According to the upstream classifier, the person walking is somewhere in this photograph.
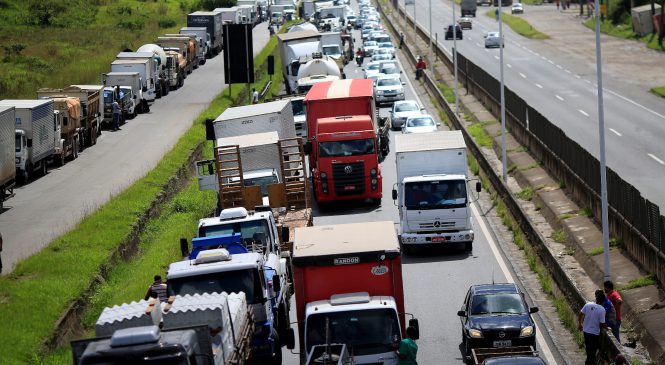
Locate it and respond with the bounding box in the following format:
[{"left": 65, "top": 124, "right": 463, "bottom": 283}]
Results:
[
  {"left": 252, "top": 88, "right": 259, "bottom": 104},
  {"left": 395, "top": 326, "right": 418, "bottom": 364},
  {"left": 111, "top": 100, "right": 121, "bottom": 131},
  {"left": 605, "top": 280, "right": 623, "bottom": 342},
  {"left": 415, "top": 56, "right": 426, "bottom": 80},
  {"left": 144, "top": 275, "right": 168, "bottom": 303},
  {"left": 578, "top": 289, "right": 609, "bottom": 365},
  {"left": 399, "top": 32, "right": 405, "bottom": 49}
]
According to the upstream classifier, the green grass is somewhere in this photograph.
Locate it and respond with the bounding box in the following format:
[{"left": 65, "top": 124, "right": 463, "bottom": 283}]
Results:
[
  {"left": 559, "top": 213, "right": 574, "bottom": 220},
  {"left": 468, "top": 123, "right": 493, "bottom": 148},
  {"left": 553, "top": 296, "right": 584, "bottom": 347},
  {"left": 468, "top": 153, "right": 480, "bottom": 176},
  {"left": 588, "top": 246, "right": 605, "bottom": 256},
  {"left": 437, "top": 82, "right": 457, "bottom": 104},
  {"left": 0, "top": 25, "right": 283, "bottom": 363},
  {"left": 584, "top": 18, "right": 665, "bottom": 52},
  {"left": 579, "top": 207, "right": 594, "bottom": 218},
  {"left": 517, "top": 186, "right": 534, "bottom": 201},
  {"left": 484, "top": 10, "right": 550, "bottom": 39},
  {"left": 620, "top": 275, "right": 658, "bottom": 290},
  {"left": 551, "top": 229, "right": 567, "bottom": 243},
  {"left": 651, "top": 86, "right": 665, "bottom": 98}
]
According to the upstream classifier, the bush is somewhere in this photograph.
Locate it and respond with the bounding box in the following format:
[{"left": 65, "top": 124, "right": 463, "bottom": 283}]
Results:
[
  {"left": 117, "top": 18, "right": 145, "bottom": 31},
  {"left": 158, "top": 18, "right": 177, "bottom": 28}
]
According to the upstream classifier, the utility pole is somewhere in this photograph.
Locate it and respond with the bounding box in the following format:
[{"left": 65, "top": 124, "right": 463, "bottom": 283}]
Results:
[
  {"left": 499, "top": 2, "right": 507, "bottom": 182},
  {"left": 452, "top": 0, "right": 459, "bottom": 115},
  {"left": 429, "top": 0, "right": 433, "bottom": 65}
]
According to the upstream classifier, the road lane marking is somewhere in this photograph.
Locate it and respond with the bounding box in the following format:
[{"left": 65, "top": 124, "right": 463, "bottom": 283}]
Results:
[
  {"left": 648, "top": 153, "right": 665, "bottom": 165},
  {"left": 603, "top": 88, "right": 665, "bottom": 120},
  {"left": 541, "top": 56, "right": 547, "bottom": 60},
  {"left": 548, "top": 60, "right": 554, "bottom": 64},
  {"left": 609, "top": 128, "right": 622, "bottom": 137},
  {"left": 579, "top": 110, "right": 589, "bottom": 117},
  {"left": 555, "top": 95, "right": 564, "bottom": 101},
  {"left": 535, "top": 83, "right": 543, "bottom": 89},
  {"left": 507, "top": 63, "right": 512, "bottom": 68},
  {"left": 476, "top": 42, "right": 482, "bottom": 47},
  {"left": 565, "top": 69, "right": 571, "bottom": 74},
  {"left": 519, "top": 73, "right": 527, "bottom": 79},
  {"left": 470, "top": 204, "right": 557, "bottom": 365},
  {"left": 556, "top": 64, "right": 563, "bottom": 69},
  {"left": 534, "top": 52, "right": 540, "bottom": 56},
  {"left": 495, "top": 55, "right": 499, "bottom": 60},
  {"left": 575, "top": 74, "right": 581, "bottom": 79},
  {"left": 585, "top": 79, "right": 591, "bottom": 84},
  {"left": 485, "top": 49, "right": 490, "bottom": 53}
]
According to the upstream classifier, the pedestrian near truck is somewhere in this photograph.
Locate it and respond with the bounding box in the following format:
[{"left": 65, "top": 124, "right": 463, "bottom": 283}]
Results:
[
  {"left": 605, "top": 280, "right": 623, "bottom": 342},
  {"left": 111, "top": 101, "right": 121, "bottom": 131},
  {"left": 144, "top": 275, "right": 168, "bottom": 303},
  {"left": 578, "top": 289, "right": 609, "bottom": 365},
  {"left": 395, "top": 326, "right": 418, "bottom": 365}
]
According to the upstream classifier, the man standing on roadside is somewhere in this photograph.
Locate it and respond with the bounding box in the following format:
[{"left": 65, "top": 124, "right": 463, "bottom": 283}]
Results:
[
  {"left": 399, "top": 32, "right": 405, "bottom": 49},
  {"left": 415, "top": 56, "right": 426, "bottom": 80},
  {"left": 605, "top": 280, "right": 623, "bottom": 342},
  {"left": 111, "top": 100, "right": 121, "bottom": 131},
  {"left": 252, "top": 88, "right": 259, "bottom": 104},
  {"left": 578, "top": 290, "right": 608, "bottom": 365}
]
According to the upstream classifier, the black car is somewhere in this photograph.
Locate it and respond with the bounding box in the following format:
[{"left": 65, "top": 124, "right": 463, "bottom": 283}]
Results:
[
  {"left": 457, "top": 283, "right": 539, "bottom": 358},
  {"left": 445, "top": 24, "right": 463, "bottom": 40}
]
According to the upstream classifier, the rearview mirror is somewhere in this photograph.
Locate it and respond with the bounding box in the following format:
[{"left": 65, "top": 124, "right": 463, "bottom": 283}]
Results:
[
  {"left": 303, "top": 141, "right": 312, "bottom": 155},
  {"left": 179, "top": 237, "right": 190, "bottom": 258},
  {"left": 285, "top": 328, "right": 296, "bottom": 349},
  {"left": 392, "top": 189, "right": 397, "bottom": 200},
  {"left": 205, "top": 118, "right": 215, "bottom": 141},
  {"left": 476, "top": 181, "right": 482, "bottom": 193},
  {"left": 408, "top": 318, "right": 420, "bottom": 340},
  {"left": 530, "top": 307, "right": 539, "bottom": 314},
  {"left": 281, "top": 226, "right": 290, "bottom": 243},
  {"left": 457, "top": 310, "right": 467, "bottom": 317}
]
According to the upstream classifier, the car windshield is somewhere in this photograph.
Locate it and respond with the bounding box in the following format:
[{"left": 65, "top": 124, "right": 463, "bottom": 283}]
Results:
[
  {"left": 244, "top": 174, "right": 279, "bottom": 196},
  {"left": 319, "top": 138, "right": 375, "bottom": 157},
  {"left": 406, "top": 117, "right": 434, "bottom": 127},
  {"left": 364, "top": 41, "right": 377, "bottom": 46},
  {"left": 377, "top": 78, "right": 400, "bottom": 86},
  {"left": 379, "top": 42, "right": 393, "bottom": 48},
  {"left": 168, "top": 269, "right": 264, "bottom": 304},
  {"left": 395, "top": 102, "right": 419, "bottom": 112},
  {"left": 471, "top": 293, "right": 527, "bottom": 315},
  {"left": 305, "top": 309, "right": 401, "bottom": 356},
  {"left": 488, "top": 32, "right": 499, "bottom": 37},
  {"left": 199, "top": 219, "right": 271, "bottom": 249},
  {"left": 404, "top": 180, "right": 467, "bottom": 209},
  {"left": 367, "top": 63, "right": 381, "bottom": 70}
]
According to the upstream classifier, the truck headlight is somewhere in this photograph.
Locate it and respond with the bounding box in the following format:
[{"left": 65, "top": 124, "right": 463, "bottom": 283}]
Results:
[
  {"left": 371, "top": 178, "right": 377, "bottom": 185},
  {"left": 320, "top": 172, "right": 327, "bottom": 179},
  {"left": 15, "top": 157, "right": 20, "bottom": 164},
  {"left": 376, "top": 90, "right": 384, "bottom": 95},
  {"left": 469, "top": 329, "right": 483, "bottom": 339},
  {"left": 520, "top": 326, "right": 534, "bottom": 337},
  {"left": 370, "top": 168, "right": 377, "bottom": 176}
]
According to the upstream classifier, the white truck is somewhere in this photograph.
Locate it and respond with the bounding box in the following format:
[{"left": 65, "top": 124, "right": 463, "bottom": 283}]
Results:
[
  {"left": 136, "top": 44, "right": 178, "bottom": 94},
  {"left": 102, "top": 72, "right": 146, "bottom": 114},
  {"left": 235, "top": 5, "right": 253, "bottom": 23},
  {"left": 111, "top": 57, "right": 157, "bottom": 103},
  {"left": 180, "top": 27, "right": 211, "bottom": 63},
  {"left": 236, "top": 2, "right": 258, "bottom": 24},
  {"left": 72, "top": 292, "right": 253, "bottom": 364},
  {"left": 216, "top": 7, "right": 242, "bottom": 24},
  {"left": 211, "top": 99, "right": 296, "bottom": 141},
  {"left": 295, "top": 56, "right": 341, "bottom": 93},
  {"left": 0, "top": 100, "right": 55, "bottom": 182},
  {"left": 392, "top": 131, "right": 480, "bottom": 253},
  {"left": 277, "top": 30, "right": 322, "bottom": 94},
  {"left": 0, "top": 106, "right": 16, "bottom": 209},
  {"left": 187, "top": 11, "right": 224, "bottom": 56},
  {"left": 319, "top": 31, "right": 346, "bottom": 75}
]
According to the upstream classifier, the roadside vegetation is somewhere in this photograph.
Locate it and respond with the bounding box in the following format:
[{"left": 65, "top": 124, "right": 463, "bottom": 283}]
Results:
[
  {"left": 583, "top": 5, "right": 665, "bottom": 51},
  {"left": 484, "top": 10, "right": 550, "bottom": 39},
  {"left": 0, "top": 19, "right": 283, "bottom": 362},
  {"left": 651, "top": 86, "right": 665, "bottom": 98}
]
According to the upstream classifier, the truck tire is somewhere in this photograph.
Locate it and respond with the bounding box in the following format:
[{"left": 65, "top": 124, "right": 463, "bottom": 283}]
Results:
[
  {"left": 277, "top": 302, "right": 290, "bottom": 340},
  {"left": 57, "top": 152, "right": 65, "bottom": 167},
  {"left": 40, "top": 160, "right": 47, "bottom": 177},
  {"left": 268, "top": 330, "right": 283, "bottom": 365},
  {"left": 73, "top": 139, "right": 79, "bottom": 159}
]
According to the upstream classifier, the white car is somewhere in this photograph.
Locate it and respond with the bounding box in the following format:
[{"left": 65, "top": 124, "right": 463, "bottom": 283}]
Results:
[
  {"left": 363, "top": 40, "right": 379, "bottom": 56},
  {"left": 363, "top": 61, "right": 384, "bottom": 79},
  {"left": 511, "top": 3, "right": 524, "bottom": 14},
  {"left": 484, "top": 31, "right": 504, "bottom": 48},
  {"left": 389, "top": 100, "right": 424, "bottom": 130},
  {"left": 379, "top": 62, "right": 401, "bottom": 77},
  {"left": 374, "top": 75, "right": 405, "bottom": 105},
  {"left": 402, "top": 115, "right": 440, "bottom": 134},
  {"left": 378, "top": 42, "right": 396, "bottom": 58},
  {"left": 371, "top": 53, "right": 393, "bottom": 62}
]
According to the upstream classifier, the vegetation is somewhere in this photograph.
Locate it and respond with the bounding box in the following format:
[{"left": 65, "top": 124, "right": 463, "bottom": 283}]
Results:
[
  {"left": 584, "top": 12, "right": 665, "bottom": 51},
  {"left": 468, "top": 123, "right": 493, "bottom": 148},
  {"left": 651, "top": 86, "right": 665, "bottom": 98},
  {"left": 551, "top": 228, "right": 568, "bottom": 243},
  {"left": 620, "top": 275, "right": 658, "bottom": 290},
  {"left": 484, "top": 10, "right": 550, "bottom": 39},
  {"left": 579, "top": 207, "right": 594, "bottom": 217},
  {"left": 437, "top": 82, "right": 457, "bottom": 104},
  {"left": 0, "top": 20, "right": 283, "bottom": 362},
  {"left": 0, "top": 0, "right": 198, "bottom": 99},
  {"left": 517, "top": 186, "right": 534, "bottom": 201},
  {"left": 588, "top": 246, "right": 605, "bottom": 256}
]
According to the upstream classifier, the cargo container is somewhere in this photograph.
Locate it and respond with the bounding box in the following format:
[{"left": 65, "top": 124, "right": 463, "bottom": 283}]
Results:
[
  {"left": 187, "top": 10, "right": 224, "bottom": 55},
  {"left": 211, "top": 99, "right": 296, "bottom": 141},
  {"left": 0, "top": 106, "right": 16, "bottom": 209}
]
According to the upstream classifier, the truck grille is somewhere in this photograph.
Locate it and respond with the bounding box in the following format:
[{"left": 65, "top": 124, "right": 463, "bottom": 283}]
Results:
[
  {"left": 332, "top": 162, "right": 365, "bottom": 196},
  {"left": 482, "top": 328, "right": 521, "bottom": 340},
  {"left": 419, "top": 221, "right": 456, "bottom": 229}
]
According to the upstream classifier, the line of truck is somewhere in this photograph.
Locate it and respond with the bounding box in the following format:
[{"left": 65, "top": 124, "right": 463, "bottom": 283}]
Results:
[{"left": 0, "top": 2, "right": 272, "bottom": 212}]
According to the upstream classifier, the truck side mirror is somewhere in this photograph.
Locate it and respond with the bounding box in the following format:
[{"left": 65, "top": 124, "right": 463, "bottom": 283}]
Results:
[
  {"left": 281, "top": 226, "right": 290, "bottom": 244},
  {"left": 530, "top": 306, "right": 539, "bottom": 313},
  {"left": 475, "top": 181, "right": 481, "bottom": 193},
  {"left": 205, "top": 118, "right": 215, "bottom": 141},
  {"left": 457, "top": 310, "right": 467, "bottom": 317},
  {"left": 27, "top": 139, "right": 33, "bottom": 148},
  {"left": 303, "top": 141, "right": 312, "bottom": 155},
  {"left": 408, "top": 318, "right": 420, "bottom": 340},
  {"left": 285, "top": 328, "right": 296, "bottom": 349},
  {"left": 392, "top": 189, "right": 397, "bottom": 200},
  {"left": 179, "top": 237, "right": 190, "bottom": 258}
]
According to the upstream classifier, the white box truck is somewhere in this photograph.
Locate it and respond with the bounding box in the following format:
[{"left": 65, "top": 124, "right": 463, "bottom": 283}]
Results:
[
  {"left": 392, "top": 131, "right": 480, "bottom": 253},
  {"left": 212, "top": 99, "right": 296, "bottom": 140},
  {"left": 102, "top": 72, "right": 147, "bottom": 114},
  {"left": 187, "top": 11, "right": 224, "bottom": 56},
  {"left": 216, "top": 7, "right": 242, "bottom": 24},
  {"left": 179, "top": 27, "right": 210, "bottom": 63},
  {"left": 0, "top": 100, "right": 55, "bottom": 182},
  {"left": 0, "top": 106, "right": 16, "bottom": 208},
  {"left": 115, "top": 52, "right": 160, "bottom": 99},
  {"left": 111, "top": 58, "right": 156, "bottom": 103}
]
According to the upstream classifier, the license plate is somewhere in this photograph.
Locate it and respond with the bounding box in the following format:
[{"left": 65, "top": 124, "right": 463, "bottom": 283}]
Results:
[
  {"left": 344, "top": 186, "right": 356, "bottom": 190},
  {"left": 432, "top": 236, "right": 447, "bottom": 243},
  {"left": 493, "top": 340, "right": 512, "bottom": 348}
]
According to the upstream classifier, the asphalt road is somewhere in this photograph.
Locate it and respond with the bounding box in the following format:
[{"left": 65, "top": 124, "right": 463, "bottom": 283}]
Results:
[
  {"left": 401, "top": 0, "right": 665, "bottom": 209},
  {"left": 0, "top": 24, "right": 272, "bottom": 274},
  {"left": 282, "top": 19, "right": 559, "bottom": 364}
]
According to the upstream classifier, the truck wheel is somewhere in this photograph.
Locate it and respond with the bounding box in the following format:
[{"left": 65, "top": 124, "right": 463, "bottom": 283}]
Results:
[
  {"left": 269, "top": 330, "right": 283, "bottom": 365},
  {"left": 277, "top": 303, "right": 290, "bottom": 340},
  {"left": 73, "top": 139, "right": 79, "bottom": 159},
  {"left": 39, "top": 161, "right": 47, "bottom": 176},
  {"left": 464, "top": 241, "right": 473, "bottom": 252},
  {"left": 58, "top": 153, "right": 65, "bottom": 167}
]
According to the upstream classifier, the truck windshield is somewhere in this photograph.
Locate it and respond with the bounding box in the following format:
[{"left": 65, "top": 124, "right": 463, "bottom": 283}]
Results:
[
  {"left": 291, "top": 99, "right": 305, "bottom": 116},
  {"left": 199, "top": 219, "right": 272, "bottom": 249},
  {"left": 244, "top": 174, "right": 279, "bottom": 196},
  {"left": 82, "top": 356, "right": 187, "bottom": 365},
  {"left": 306, "top": 309, "right": 401, "bottom": 356},
  {"left": 323, "top": 45, "right": 341, "bottom": 56},
  {"left": 168, "top": 269, "right": 264, "bottom": 304},
  {"left": 103, "top": 90, "right": 114, "bottom": 105},
  {"left": 15, "top": 135, "right": 21, "bottom": 153},
  {"left": 404, "top": 180, "right": 467, "bottom": 210},
  {"left": 319, "top": 138, "right": 375, "bottom": 157}
]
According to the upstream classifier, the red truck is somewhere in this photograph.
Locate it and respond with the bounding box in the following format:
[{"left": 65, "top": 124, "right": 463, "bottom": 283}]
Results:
[
  {"left": 303, "top": 79, "right": 388, "bottom": 204},
  {"left": 289, "top": 221, "right": 418, "bottom": 365}
]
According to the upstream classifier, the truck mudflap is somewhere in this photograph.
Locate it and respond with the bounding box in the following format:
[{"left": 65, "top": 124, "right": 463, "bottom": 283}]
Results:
[
  {"left": 400, "top": 230, "right": 474, "bottom": 245},
  {"left": 471, "top": 346, "right": 539, "bottom": 364}
]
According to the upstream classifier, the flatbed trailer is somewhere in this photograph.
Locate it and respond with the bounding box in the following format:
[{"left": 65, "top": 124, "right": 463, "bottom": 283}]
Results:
[{"left": 471, "top": 346, "right": 539, "bottom": 364}]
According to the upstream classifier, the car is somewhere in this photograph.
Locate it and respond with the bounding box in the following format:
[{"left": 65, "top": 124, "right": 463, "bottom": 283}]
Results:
[
  {"left": 511, "top": 3, "right": 524, "bottom": 14},
  {"left": 445, "top": 24, "right": 463, "bottom": 40},
  {"left": 373, "top": 34, "right": 392, "bottom": 44},
  {"left": 363, "top": 61, "right": 384, "bottom": 79},
  {"left": 374, "top": 75, "right": 406, "bottom": 105},
  {"left": 458, "top": 17, "right": 473, "bottom": 30},
  {"left": 363, "top": 40, "right": 379, "bottom": 56},
  {"left": 347, "top": 15, "right": 357, "bottom": 27},
  {"left": 402, "top": 114, "right": 439, "bottom": 133},
  {"left": 482, "top": 356, "right": 546, "bottom": 365},
  {"left": 379, "top": 62, "right": 401, "bottom": 77},
  {"left": 484, "top": 31, "right": 504, "bottom": 48},
  {"left": 378, "top": 42, "right": 396, "bottom": 58},
  {"left": 389, "top": 100, "right": 424, "bottom": 130},
  {"left": 457, "top": 283, "right": 539, "bottom": 359},
  {"left": 371, "top": 53, "right": 393, "bottom": 62}
]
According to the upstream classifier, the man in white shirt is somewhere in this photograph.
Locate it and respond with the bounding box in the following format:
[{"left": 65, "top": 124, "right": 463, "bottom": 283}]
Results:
[
  {"left": 578, "top": 289, "right": 609, "bottom": 365},
  {"left": 252, "top": 88, "right": 259, "bottom": 104}
]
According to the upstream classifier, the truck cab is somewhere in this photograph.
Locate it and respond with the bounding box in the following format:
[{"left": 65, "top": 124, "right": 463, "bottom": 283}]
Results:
[
  {"left": 197, "top": 207, "right": 282, "bottom": 254},
  {"left": 310, "top": 115, "right": 382, "bottom": 203}
]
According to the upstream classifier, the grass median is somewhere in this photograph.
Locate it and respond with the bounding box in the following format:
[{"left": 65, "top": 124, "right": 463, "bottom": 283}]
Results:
[
  {"left": 0, "top": 27, "right": 284, "bottom": 364},
  {"left": 485, "top": 10, "right": 550, "bottom": 39}
]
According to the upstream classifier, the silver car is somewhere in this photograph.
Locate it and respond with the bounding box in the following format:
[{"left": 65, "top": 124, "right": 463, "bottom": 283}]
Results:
[
  {"left": 374, "top": 75, "right": 405, "bottom": 105},
  {"left": 389, "top": 100, "right": 424, "bottom": 130},
  {"left": 402, "top": 114, "right": 440, "bottom": 134},
  {"left": 484, "top": 32, "right": 504, "bottom": 48}
]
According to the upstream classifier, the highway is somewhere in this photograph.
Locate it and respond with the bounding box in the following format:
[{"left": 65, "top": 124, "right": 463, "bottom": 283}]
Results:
[
  {"left": 282, "top": 19, "right": 561, "bottom": 364},
  {"left": 0, "top": 24, "right": 271, "bottom": 273},
  {"left": 401, "top": 0, "right": 665, "bottom": 209}
]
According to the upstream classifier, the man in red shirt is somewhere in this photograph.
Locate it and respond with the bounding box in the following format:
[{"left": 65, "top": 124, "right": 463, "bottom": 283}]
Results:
[
  {"left": 415, "top": 56, "right": 426, "bottom": 80},
  {"left": 604, "top": 280, "right": 623, "bottom": 342}
]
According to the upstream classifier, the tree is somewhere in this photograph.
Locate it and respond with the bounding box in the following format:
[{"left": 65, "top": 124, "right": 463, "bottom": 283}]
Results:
[{"left": 27, "top": 0, "right": 66, "bottom": 26}]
